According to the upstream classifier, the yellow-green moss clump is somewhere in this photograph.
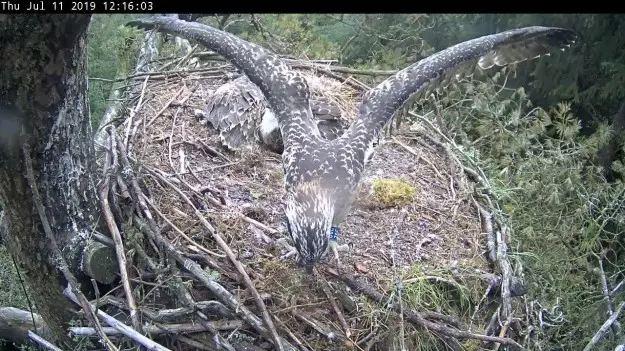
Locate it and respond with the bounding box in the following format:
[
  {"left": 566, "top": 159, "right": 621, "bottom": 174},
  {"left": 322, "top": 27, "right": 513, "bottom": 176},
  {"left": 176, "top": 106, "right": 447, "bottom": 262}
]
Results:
[{"left": 370, "top": 177, "right": 416, "bottom": 208}]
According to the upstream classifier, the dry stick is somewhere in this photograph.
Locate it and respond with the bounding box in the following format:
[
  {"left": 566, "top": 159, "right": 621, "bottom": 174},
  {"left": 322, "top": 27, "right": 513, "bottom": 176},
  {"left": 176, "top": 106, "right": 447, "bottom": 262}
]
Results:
[
  {"left": 169, "top": 335, "right": 213, "bottom": 351},
  {"left": 115, "top": 140, "right": 295, "bottom": 351},
  {"left": 391, "top": 136, "right": 444, "bottom": 180},
  {"left": 172, "top": 335, "right": 223, "bottom": 351},
  {"left": 98, "top": 129, "right": 141, "bottom": 332},
  {"left": 174, "top": 43, "right": 200, "bottom": 70},
  {"left": 495, "top": 225, "right": 513, "bottom": 318},
  {"left": 193, "top": 310, "right": 237, "bottom": 351},
  {"left": 145, "top": 86, "right": 185, "bottom": 128},
  {"left": 64, "top": 288, "right": 172, "bottom": 351},
  {"left": 147, "top": 165, "right": 279, "bottom": 236},
  {"left": 124, "top": 76, "right": 150, "bottom": 149},
  {"left": 413, "top": 122, "right": 515, "bottom": 319},
  {"left": 272, "top": 315, "right": 308, "bottom": 351},
  {"left": 596, "top": 252, "right": 620, "bottom": 335},
  {"left": 173, "top": 86, "right": 197, "bottom": 107},
  {"left": 133, "top": 215, "right": 298, "bottom": 351},
  {"left": 474, "top": 200, "right": 497, "bottom": 263},
  {"left": 324, "top": 268, "right": 522, "bottom": 349},
  {"left": 195, "top": 52, "right": 397, "bottom": 76},
  {"left": 27, "top": 331, "right": 64, "bottom": 351},
  {"left": 142, "top": 167, "right": 284, "bottom": 351},
  {"left": 583, "top": 302, "right": 625, "bottom": 351},
  {"left": 21, "top": 142, "right": 118, "bottom": 351},
  {"left": 490, "top": 314, "right": 513, "bottom": 351},
  {"left": 168, "top": 106, "right": 182, "bottom": 173},
  {"left": 314, "top": 267, "right": 351, "bottom": 338},
  {"left": 124, "top": 64, "right": 232, "bottom": 81},
  {"left": 291, "top": 310, "right": 348, "bottom": 343},
  {"left": 302, "top": 65, "right": 365, "bottom": 91},
  {"left": 198, "top": 140, "right": 231, "bottom": 162},
  {"left": 143, "top": 197, "right": 226, "bottom": 258}
]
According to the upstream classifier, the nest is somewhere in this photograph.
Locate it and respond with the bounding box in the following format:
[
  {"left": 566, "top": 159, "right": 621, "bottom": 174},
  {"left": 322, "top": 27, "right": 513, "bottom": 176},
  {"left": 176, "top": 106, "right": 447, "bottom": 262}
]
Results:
[
  {"left": 302, "top": 70, "right": 360, "bottom": 121},
  {"left": 90, "top": 55, "right": 522, "bottom": 351}
]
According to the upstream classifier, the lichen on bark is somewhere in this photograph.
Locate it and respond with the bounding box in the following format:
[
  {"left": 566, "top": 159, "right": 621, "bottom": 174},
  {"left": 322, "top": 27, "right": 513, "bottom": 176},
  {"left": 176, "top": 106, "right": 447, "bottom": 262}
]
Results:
[{"left": 0, "top": 15, "right": 96, "bottom": 346}]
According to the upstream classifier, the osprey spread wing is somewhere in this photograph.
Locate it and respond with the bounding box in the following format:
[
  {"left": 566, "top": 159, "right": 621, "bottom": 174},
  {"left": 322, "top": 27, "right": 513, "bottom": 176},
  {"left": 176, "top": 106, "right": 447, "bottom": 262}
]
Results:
[
  {"left": 202, "top": 75, "right": 349, "bottom": 154},
  {"left": 127, "top": 16, "right": 577, "bottom": 272}
]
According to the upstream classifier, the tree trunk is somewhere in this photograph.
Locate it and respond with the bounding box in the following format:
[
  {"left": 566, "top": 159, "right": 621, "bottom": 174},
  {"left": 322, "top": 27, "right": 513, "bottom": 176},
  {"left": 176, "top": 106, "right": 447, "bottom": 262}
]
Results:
[{"left": 0, "top": 14, "right": 95, "bottom": 347}]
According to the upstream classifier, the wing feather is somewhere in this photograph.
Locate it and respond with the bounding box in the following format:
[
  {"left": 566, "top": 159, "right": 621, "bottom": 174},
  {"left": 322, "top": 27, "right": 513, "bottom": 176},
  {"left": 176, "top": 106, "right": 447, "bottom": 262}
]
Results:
[
  {"left": 205, "top": 76, "right": 349, "bottom": 151},
  {"left": 204, "top": 76, "right": 266, "bottom": 149},
  {"left": 342, "top": 26, "right": 577, "bottom": 155},
  {"left": 311, "top": 98, "right": 346, "bottom": 141}
]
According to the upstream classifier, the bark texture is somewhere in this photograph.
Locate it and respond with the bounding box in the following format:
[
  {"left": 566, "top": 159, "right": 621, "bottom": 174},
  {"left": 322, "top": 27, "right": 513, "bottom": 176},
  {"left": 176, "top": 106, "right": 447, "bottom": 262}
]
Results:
[{"left": 0, "top": 14, "right": 95, "bottom": 345}]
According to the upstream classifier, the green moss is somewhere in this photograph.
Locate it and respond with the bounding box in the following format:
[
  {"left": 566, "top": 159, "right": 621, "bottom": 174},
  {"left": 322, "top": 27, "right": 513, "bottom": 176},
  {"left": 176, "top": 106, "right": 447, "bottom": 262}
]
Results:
[{"left": 370, "top": 177, "right": 416, "bottom": 208}]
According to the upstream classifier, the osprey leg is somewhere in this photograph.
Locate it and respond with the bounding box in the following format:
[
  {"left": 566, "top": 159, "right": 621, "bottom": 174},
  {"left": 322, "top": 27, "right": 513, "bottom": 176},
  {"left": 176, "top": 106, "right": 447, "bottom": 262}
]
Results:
[{"left": 329, "top": 227, "right": 350, "bottom": 270}]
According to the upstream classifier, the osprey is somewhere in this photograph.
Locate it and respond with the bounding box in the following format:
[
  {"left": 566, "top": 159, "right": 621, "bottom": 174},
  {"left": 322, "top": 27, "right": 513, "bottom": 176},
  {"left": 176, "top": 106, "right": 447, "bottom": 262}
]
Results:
[
  {"left": 127, "top": 17, "right": 577, "bottom": 273},
  {"left": 201, "top": 74, "right": 351, "bottom": 154}
]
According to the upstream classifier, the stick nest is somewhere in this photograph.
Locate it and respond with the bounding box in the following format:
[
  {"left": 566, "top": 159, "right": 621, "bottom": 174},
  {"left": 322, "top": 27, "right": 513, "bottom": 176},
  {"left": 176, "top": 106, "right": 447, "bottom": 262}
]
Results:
[{"left": 91, "top": 53, "right": 523, "bottom": 351}]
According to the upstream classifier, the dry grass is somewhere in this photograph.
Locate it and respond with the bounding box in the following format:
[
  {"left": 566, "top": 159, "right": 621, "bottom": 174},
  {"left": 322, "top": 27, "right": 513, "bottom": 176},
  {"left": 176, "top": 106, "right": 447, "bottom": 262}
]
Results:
[{"left": 303, "top": 70, "right": 360, "bottom": 120}]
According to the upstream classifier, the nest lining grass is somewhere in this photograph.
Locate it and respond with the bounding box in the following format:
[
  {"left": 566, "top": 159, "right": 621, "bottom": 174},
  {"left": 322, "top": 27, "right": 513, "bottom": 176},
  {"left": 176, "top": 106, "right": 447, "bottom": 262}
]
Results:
[{"left": 101, "top": 56, "right": 512, "bottom": 351}]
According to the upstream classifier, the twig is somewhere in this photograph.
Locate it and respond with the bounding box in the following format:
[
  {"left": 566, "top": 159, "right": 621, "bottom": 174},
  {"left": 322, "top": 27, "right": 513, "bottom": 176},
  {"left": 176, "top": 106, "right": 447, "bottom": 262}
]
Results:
[
  {"left": 27, "top": 331, "right": 64, "bottom": 351},
  {"left": 64, "top": 287, "right": 172, "bottom": 351},
  {"left": 291, "top": 310, "right": 351, "bottom": 346},
  {"left": 124, "top": 75, "right": 149, "bottom": 149},
  {"left": 314, "top": 267, "right": 351, "bottom": 338},
  {"left": 146, "top": 86, "right": 184, "bottom": 128},
  {"left": 142, "top": 166, "right": 284, "bottom": 351},
  {"left": 474, "top": 200, "right": 496, "bottom": 262},
  {"left": 613, "top": 280, "right": 625, "bottom": 296},
  {"left": 583, "top": 301, "right": 625, "bottom": 351},
  {"left": 325, "top": 268, "right": 522, "bottom": 349},
  {"left": 168, "top": 107, "right": 182, "bottom": 172},
  {"left": 491, "top": 314, "right": 514, "bottom": 351},
  {"left": 595, "top": 252, "right": 620, "bottom": 335},
  {"left": 146, "top": 165, "right": 279, "bottom": 236},
  {"left": 125, "top": 64, "right": 233, "bottom": 81},
  {"left": 133, "top": 217, "right": 298, "bottom": 351},
  {"left": 495, "top": 225, "right": 513, "bottom": 318},
  {"left": 198, "top": 140, "right": 231, "bottom": 162},
  {"left": 195, "top": 52, "right": 397, "bottom": 76},
  {"left": 98, "top": 128, "right": 141, "bottom": 332},
  {"left": 272, "top": 315, "right": 308, "bottom": 351},
  {"left": 391, "top": 136, "right": 444, "bottom": 179},
  {"left": 71, "top": 319, "right": 243, "bottom": 336},
  {"left": 174, "top": 43, "right": 199, "bottom": 70},
  {"left": 115, "top": 137, "right": 297, "bottom": 350},
  {"left": 194, "top": 310, "right": 237, "bottom": 351},
  {"left": 413, "top": 120, "right": 516, "bottom": 320},
  {"left": 143, "top": 196, "right": 227, "bottom": 258}
]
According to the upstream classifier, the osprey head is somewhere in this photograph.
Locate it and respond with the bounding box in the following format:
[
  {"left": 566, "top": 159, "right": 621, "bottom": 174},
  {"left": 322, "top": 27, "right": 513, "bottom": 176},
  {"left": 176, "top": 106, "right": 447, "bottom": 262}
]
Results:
[{"left": 283, "top": 182, "right": 333, "bottom": 273}]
